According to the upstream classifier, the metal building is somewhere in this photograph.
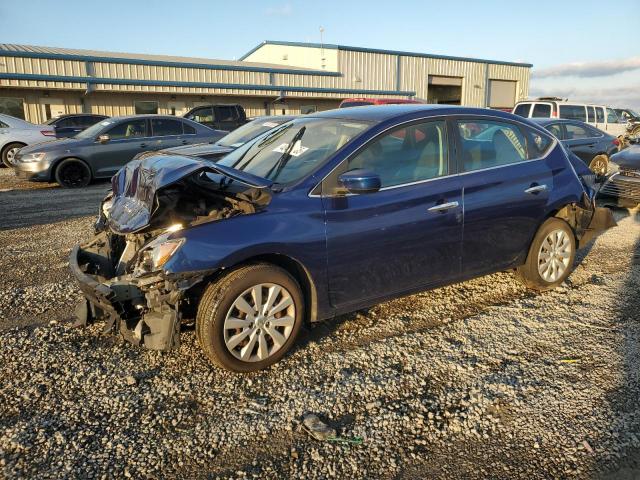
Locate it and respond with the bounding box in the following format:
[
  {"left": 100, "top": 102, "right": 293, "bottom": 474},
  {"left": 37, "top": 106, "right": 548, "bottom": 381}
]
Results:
[{"left": 0, "top": 41, "right": 531, "bottom": 123}]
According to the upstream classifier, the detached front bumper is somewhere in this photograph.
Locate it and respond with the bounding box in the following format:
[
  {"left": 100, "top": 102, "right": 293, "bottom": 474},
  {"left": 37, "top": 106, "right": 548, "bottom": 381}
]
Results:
[
  {"left": 600, "top": 173, "right": 640, "bottom": 204},
  {"left": 70, "top": 240, "right": 203, "bottom": 351}
]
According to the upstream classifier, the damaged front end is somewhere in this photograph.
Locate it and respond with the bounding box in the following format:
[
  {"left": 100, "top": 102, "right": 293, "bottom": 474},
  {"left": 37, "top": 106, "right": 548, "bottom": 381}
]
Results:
[{"left": 70, "top": 154, "right": 271, "bottom": 350}]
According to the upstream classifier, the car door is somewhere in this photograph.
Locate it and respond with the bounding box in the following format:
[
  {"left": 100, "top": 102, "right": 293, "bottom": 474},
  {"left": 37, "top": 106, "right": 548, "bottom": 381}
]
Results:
[
  {"left": 323, "top": 119, "right": 463, "bottom": 309},
  {"left": 214, "top": 106, "right": 239, "bottom": 131},
  {"left": 90, "top": 118, "right": 150, "bottom": 177},
  {"left": 149, "top": 118, "right": 188, "bottom": 150},
  {"left": 455, "top": 117, "right": 554, "bottom": 277},
  {"left": 595, "top": 107, "right": 606, "bottom": 131},
  {"left": 185, "top": 107, "right": 214, "bottom": 128},
  {"left": 561, "top": 122, "right": 599, "bottom": 164}
]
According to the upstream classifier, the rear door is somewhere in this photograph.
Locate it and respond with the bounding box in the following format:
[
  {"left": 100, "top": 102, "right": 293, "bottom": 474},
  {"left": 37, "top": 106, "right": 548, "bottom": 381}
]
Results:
[
  {"left": 90, "top": 118, "right": 150, "bottom": 177},
  {"left": 561, "top": 122, "right": 600, "bottom": 164},
  {"left": 455, "top": 117, "right": 554, "bottom": 276},
  {"left": 149, "top": 118, "right": 187, "bottom": 150},
  {"left": 606, "top": 107, "right": 626, "bottom": 136},
  {"left": 323, "top": 119, "right": 463, "bottom": 309},
  {"left": 512, "top": 103, "right": 532, "bottom": 117},
  {"left": 531, "top": 103, "right": 553, "bottom": 118},
  {"left": 595, "top": 107, "right": 606, "bottom": 130}
]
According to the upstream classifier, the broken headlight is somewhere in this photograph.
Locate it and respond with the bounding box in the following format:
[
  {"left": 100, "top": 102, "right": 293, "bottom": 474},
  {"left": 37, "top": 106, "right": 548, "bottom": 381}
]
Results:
[{"left": 135, "top": 237, "right": 185, "bottom": 275}]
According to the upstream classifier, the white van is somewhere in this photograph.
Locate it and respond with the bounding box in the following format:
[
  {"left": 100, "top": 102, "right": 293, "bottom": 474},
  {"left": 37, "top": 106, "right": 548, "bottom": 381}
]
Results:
[{"left": 512, "top": 98, "right": 628, "bottom": 138}]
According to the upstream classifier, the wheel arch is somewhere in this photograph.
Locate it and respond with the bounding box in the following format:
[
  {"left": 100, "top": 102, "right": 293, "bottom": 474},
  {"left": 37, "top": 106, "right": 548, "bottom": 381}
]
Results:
[{"left": 196, "top": 253, "right": 319, "bottom": 324}]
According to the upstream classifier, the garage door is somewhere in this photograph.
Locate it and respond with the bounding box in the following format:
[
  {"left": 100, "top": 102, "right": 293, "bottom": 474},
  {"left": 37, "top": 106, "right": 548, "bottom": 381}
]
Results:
[
  {"left": 427, "top": 75, "right": 462, "bottom": 105},
  {"left": 488, "top": 80, "right": 516, "bottom": 109}
]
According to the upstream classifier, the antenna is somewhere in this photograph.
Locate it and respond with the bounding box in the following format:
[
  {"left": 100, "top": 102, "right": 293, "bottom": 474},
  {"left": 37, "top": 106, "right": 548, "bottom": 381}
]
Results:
[{"left": 319, "top": 26, "right": 326, "bottom": 70}]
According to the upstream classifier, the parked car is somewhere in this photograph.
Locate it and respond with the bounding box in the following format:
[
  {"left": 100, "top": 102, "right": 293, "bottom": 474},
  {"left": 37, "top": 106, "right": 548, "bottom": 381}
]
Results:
[
  {"left": 161, "top": 115, "right": 296, "bottom": 160},
  {"left": 183, "top": 104, "right": 247, "bottom": 131},
  {"left": 615, "top": 108, "right": 640, "bottom": 139},
  {"left": 0, "top": 113, "right": 56, "bottom": 167},
  {"left": 339, "top": 97, "right": 423, "bottom": 108},
  {"left": 13, "top": 115, "right": 227, "bottom": 188},
  {"left": 531, "top": 118, "right": 619, "bottom": 175},
  {"left": 599, "top": 145, "right": 640, "bottom": 207},
  {"left": 44, "top": 114, "right": 109, "bottom": 138},
  {"left": 513, "top": 98, "right": 627, "bottom": 138},
  {"left": 70, "top": 105, "right": 614, "bottom": 372}
]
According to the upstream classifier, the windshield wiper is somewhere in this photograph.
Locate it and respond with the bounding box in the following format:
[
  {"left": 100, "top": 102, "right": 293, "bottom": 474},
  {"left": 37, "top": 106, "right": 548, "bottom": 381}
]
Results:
[{"left": 265, "top": 126, "right": 306, "bottom": 181}]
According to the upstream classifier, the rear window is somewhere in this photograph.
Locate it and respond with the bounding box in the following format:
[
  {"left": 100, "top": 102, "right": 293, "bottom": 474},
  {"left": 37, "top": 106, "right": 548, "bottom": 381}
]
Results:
[
  {"left": 531, "top": 104, "right": 552, "bottom": 118},
  {"left": 559, "top": 105, "right": 587, "bottom": 122},
  {"left": 595, "top": 107, "right": 605, "bottom": 123},
  {"left": 587, "top": 107, "right": 596, "bottom": 123},
  {"left": 564, "top": 123, "right": 591, "bottom": 140},
  {"left": 512, "top": 103, "right": 532, "bottom": 117},
  {"left": 340, "top": 101, "right": 374, "bottom": 108},
  {"left": 524, "top": 126, "right": 553, "bottom": 158}
]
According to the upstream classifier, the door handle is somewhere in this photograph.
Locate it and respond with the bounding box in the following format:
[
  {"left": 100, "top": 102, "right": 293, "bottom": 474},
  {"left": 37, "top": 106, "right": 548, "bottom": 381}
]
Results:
[
  {"left": 428, "top": 201, "right": 459, "bottom": 213},
  {"left": 524, "top": 184, "right": 547, "bottom": 194},
  {"left": 181, "top": 140, "right": 189, "bottom": 145},
  {"left": 140, "top": 143, "right": 148, "bottom": 148}
]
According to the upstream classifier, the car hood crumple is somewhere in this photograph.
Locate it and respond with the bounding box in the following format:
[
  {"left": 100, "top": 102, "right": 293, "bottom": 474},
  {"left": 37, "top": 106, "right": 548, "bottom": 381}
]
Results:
[
  {"left": 107, "top": 154, "right": 272, "bottom": 234},
  {"left": 611, "top": 146, "right": 640, "bottom": 169},
  {"left": 160, "top": 142, "right": 235, "bottom": 158}
]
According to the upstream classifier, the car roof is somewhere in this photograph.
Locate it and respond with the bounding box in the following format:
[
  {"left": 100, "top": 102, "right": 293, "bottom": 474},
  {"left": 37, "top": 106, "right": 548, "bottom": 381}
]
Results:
[
  {"left": 98, "top": 114, "right": 191, "bottom": 122},
  {"left": 308, "top": 104, "right": 517, "bottom": 123},
  {"left": 250, "top": 115, "right": 297, "bottom": 122},
  {"left": 530, "top": 118, "right": 591, "bottom": 126},
  {"left": 0, "top": 113, "right": 36, "bottom": 127}
]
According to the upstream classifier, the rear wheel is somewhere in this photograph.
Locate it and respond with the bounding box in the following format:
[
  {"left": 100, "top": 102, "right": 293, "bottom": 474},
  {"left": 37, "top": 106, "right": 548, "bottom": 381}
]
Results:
[
  {"left": 2, "top": 142, "right": 26, "bottom": 168},
  {"left": 516, "top": 217, "right": 576, "bottom": 291},
  {"left": 588, "top": 154, "right": 608, "bottom": 175},
  {"left": 196, "top": 263, "right": 304, "bottom": 372},
  {"left": 54, "top": 158, "right": 92, "bottom": 188}
]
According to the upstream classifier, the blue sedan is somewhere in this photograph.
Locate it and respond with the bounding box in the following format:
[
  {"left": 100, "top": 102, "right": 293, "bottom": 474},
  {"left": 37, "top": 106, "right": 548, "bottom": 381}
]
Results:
[{"left": 70, "top": 105, "right": 614, "bottom": 371}]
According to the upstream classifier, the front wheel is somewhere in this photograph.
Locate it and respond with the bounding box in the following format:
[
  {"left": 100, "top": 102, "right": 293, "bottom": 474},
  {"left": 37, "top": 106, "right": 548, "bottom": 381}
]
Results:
[
  {"left": 516, "top": 218, "right": 576, "bottom": 291},
  {"left": 196, "top": 263, "right": 304, "bottom": 372},
  {"left": 55, "top": 158, "right": 92, "bottom": 188}
]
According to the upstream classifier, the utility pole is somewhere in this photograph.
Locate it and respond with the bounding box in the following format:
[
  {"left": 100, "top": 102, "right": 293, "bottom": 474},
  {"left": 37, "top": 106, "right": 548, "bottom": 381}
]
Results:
[{"left": 319, "top": 26, "right": 326, "bottom": 70}]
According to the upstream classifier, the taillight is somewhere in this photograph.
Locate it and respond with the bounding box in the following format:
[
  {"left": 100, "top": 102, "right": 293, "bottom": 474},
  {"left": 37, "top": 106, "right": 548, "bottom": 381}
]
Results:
[
  {"left": 613, "top": 138, "right": 620, "bottom": 146},
  {"left": 40, "top": 130, "right": 55, "bottom": 137}
]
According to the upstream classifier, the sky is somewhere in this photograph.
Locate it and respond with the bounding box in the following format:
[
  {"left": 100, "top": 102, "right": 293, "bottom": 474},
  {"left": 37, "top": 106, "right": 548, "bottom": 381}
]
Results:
[{"left": 1, "top": 0, "right": 639, "bottom": 108}]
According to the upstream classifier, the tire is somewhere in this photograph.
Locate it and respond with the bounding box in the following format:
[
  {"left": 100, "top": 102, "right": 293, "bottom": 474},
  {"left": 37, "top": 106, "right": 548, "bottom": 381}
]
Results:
[
  {"left": 1, "top": 142, "right": 26, "bottom": 168},
  {"left": 54, "top": 158, "right": 92, "bottom": 188},
  {"left": 588, "top": 154, "right": 608, "bottom": 175},
  {"left": 631, "top": 125, "right": 640, "bottom": 139},
  {"left": 196, "top": 263, "right": 304, "bottom": 372},
  {"left": 515, "top": 217, "right": 576, "bottom": 291}
]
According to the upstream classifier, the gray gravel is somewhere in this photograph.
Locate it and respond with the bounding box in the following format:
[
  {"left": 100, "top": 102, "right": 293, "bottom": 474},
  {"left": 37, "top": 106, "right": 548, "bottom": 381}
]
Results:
[{"left": 1, "top": 169, "right": 639, "bottom": 479}]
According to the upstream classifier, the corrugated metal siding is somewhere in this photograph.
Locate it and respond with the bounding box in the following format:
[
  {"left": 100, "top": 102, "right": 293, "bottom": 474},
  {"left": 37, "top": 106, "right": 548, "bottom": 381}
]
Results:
[
  {"left": 337, "top": 50, "right": 397, "bottom": 92},
  {"left": 488, "top": 64, "right": 530, "bottom": 101}
]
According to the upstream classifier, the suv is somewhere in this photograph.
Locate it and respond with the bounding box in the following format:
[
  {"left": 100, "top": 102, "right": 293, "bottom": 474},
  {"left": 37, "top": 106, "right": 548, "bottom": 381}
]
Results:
[
  {"left": 70, "top": 105, "right": 614, "bottom": 372},
  {"left": 183, "top": 104, "right": 247, "bottom": 131},
  {"left": 513, "top": 98, "right": 627, "bottom": 138},
  {"left": 339, "top": 97, "right": 423, "bottom": 108}
]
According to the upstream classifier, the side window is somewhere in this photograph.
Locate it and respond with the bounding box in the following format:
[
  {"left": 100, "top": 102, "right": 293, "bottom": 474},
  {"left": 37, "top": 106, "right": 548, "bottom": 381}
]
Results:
[
  {"left": 559, "top": 105, "right": 587, "bottom": 122},
  {"left": 512, "top": 103, "right": 531, "bottom": 117},
  {"left": 187, "top": 107, "right": 214, "bottom": 124},
  {"left": 55, "top": 117, "right": 77, "bottom": 128},
  {"left": 107, "top": 119, "right": 147, "bottom": 140},
  {"left": 606, "top": 108, "right": 619, "bottom": 123},
  {"left": 457, "top": 120, "right": 527, "bottom": 172},
  {"left": 587, "top": 107, "right": 596, "bottom": 123},
  {"left": 215, "top": 106, "right": 237, "bottom": 122},
  {"left": 525, "top": 127, "right": 553, "bottom": 158},
  {"left": 151, "top": 118, "right": 183, "bottom": 136},
  {"left": 0, "top": 120, "right": 9, "bottom": 128},
  {"left": 348, "top": 120, "right": 448, "bottom": 188},
  {"left": 531, "top": 104, "right": 551, "bottom": 117},
  {"left": 595, "top": 107, "right": 605, "bottom": 123},
  {"left": 564, "top": 123, "right": 591, "bottom": 140},
  {"left": 183, "top": 122, "right": 197, "bottom": 134},
  {"left": 81, "top": 116, "right": 102, "bottom": 127},
  {"left": 545, "top": 123, "right": 564, "bottom": 140}
]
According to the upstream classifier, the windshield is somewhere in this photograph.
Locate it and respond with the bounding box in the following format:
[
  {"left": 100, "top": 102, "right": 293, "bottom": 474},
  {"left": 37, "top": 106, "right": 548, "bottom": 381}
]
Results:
[
  {"left": 216, "top": 117, "right": 370, "bottom": 185},
  {"left": 74, "top": 120, "right": 112, "bottom": 139},
  {"left": 217, "top": 118, "right": 288, "bottom": 148}
]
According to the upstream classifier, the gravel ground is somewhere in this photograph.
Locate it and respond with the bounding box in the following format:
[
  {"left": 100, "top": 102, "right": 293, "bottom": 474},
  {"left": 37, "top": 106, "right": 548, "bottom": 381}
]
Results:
[{"left": 0, "top": 167, "right": 639, "bottom": 479}]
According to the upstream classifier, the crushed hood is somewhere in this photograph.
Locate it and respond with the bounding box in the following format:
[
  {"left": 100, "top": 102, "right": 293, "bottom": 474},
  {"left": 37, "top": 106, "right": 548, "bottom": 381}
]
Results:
[{"left": 107, "top": 154, "right": 272, "bottom": 234}]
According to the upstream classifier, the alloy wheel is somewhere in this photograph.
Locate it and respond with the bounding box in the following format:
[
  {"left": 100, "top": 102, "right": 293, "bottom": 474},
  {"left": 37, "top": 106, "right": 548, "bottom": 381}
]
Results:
[
  {"left": 537, "top": 229, "right": 572, "bottom": 282},
  {"left": 589, "top": 156, "right": 608, "bottom": 176},
  {"left": 223, "top": 283, "right": 296, "bottom": 362},
  {"left": 5, "top": 147, "right": 19, "bottom": 167},
  {"left": 59, "top": 163, "right": 90, "bottom": 187}
]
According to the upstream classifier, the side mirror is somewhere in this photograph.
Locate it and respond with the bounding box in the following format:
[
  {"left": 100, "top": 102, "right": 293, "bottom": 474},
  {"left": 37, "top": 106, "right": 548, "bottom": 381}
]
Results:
[
  {"left": 97, "top": 134, "right": 110, "bottom": 144},
  {"left": 338, "top": 169, "right": 381, "bottom": 195}
]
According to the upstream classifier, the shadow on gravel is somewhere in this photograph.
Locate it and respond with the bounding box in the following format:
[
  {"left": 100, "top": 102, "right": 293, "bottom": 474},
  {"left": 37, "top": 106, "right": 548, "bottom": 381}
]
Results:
[
  {"left": 597, "top": 210, "right": 640, "bottom": 479},
  {"left": 0, "top": 180, "right": 109, "bottom": 230}
]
